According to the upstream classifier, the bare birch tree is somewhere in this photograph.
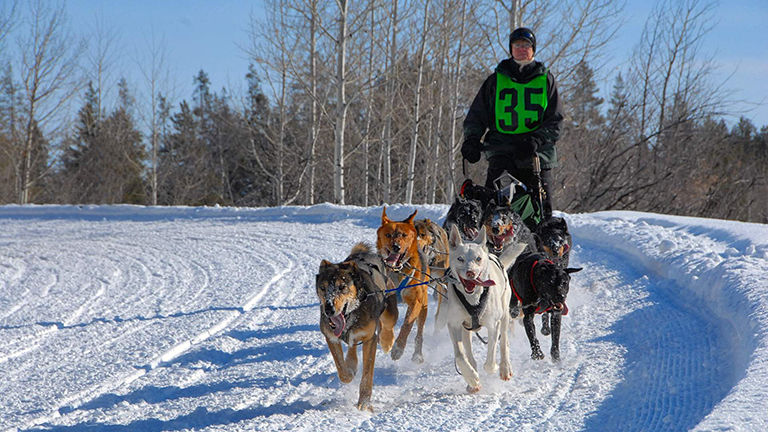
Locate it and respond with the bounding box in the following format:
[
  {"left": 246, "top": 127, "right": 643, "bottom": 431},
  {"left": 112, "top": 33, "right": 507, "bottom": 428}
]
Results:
[
  {"left": 380, "top": 0, "right": 400, "bottom": 204},
  {"left": 333, "top": 0, "right": 349, "bottom": 204},
  {"left": 246, "top": 0, "right": 299, "bottom": 205},
  {"left": 404, "top": 0, "right": 430, "bottom": 204},
  {"left": 15, "top": 1, "right": 83, "bottom": 203},
  {"left": 136, "top": 31, "right": 173, "bottom": 206}
]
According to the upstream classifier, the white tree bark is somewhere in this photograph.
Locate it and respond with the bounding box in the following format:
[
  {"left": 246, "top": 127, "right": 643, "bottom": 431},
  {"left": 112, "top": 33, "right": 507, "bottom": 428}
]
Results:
[
  {"left": 405, "top": 0, "right": 430, "bottom": 204},
  {"left": 333, "top": 0, "right": 349, "bottom": 204}
]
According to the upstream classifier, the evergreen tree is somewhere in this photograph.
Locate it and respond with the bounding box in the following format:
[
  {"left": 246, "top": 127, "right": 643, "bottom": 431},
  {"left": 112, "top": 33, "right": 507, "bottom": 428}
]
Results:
[
  {"left": 59, "top": 79, "right": 146, "bottom": 204},
  {"left": 159, "top": 100, "right": 213, "bottom": 205},
  {"left": 569, "top": 61, "right": 604, "bottom": 131},
  {"left": 557, "top": 62, "right": 606, "bottom": 211},
  {"left": 606, "top": 73, "right": 633, "bottom": 136}
]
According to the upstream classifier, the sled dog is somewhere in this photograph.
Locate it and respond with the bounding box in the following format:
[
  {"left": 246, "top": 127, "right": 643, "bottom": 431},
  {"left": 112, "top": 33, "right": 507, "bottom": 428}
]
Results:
[
  {"left": 414, "top": 218, "right": 450, "bottom": 279},
  {"left": 533, "top": 216, "right": 574, "bottom": 335},
  {"left": 509, "top": 252, "right": 582, "bottom": 362},
  {"left": 414, "top": 218, "right": 450, "bottom": 319},
  {"left": 534, "top": 216, "right": 573, "bottom": 268},
  {"left": 436, "top": 225, "right": 526, "bottom": 393},
  {"left": 316, "top": 243, "right": 398, "bottom": 412},
  {"left": 376, "top": 207, "right": 430, "bottom": 363},
  {"left": 443, "top": 196, "right": 484, "bottom": 241},
  {"left": 482, "top": 200, "right": 538, "bottom": 256}
]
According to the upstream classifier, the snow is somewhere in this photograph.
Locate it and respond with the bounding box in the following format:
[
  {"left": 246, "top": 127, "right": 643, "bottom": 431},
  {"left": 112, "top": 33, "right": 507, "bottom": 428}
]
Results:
[{"left": 1, "top": 204, "right": 767, "bottom": 431}]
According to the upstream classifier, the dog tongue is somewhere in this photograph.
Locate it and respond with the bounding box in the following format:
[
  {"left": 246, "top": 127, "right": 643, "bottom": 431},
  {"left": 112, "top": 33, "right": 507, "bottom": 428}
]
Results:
[
  {"left": 386, "top": 253, "right": 400, "bottom": 264},
  {"left": 460, "top": 276, "right": 495, "bottom": 293},
  {"left": 330, "top": 313, "right": 346, "bottom": 338}
]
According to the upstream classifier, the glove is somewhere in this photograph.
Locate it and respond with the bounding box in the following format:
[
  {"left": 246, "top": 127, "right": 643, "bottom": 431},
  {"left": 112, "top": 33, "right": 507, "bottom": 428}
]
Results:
[
  {"left": 517, "top": 135, "right": 541, "bottom": 158},
  {"left": 461, "top": 137, "right": 482, "bottom": 163}
]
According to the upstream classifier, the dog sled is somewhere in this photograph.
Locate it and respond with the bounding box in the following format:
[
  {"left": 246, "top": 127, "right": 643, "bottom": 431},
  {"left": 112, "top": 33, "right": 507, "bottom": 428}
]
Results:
[{"left": 460, "top": 171, "right": 542, "bottom": 232}]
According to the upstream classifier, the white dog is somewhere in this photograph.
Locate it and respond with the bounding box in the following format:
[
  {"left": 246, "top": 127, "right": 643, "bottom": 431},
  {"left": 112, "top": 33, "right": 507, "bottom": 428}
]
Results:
[{"left": 436, "top": 224, "right": 526, "bottom": 393}]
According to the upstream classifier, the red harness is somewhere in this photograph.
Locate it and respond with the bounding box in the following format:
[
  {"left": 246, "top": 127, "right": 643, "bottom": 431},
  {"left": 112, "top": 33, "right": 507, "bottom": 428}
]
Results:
[{"left": 510, "top": 259, "right": 568, "bottom": 315}]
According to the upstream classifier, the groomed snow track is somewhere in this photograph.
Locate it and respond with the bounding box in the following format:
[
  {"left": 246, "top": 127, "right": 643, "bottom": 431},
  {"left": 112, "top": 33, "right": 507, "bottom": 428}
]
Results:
[{"left": 0, "top": 205, "right": 765, "bottom": 431}]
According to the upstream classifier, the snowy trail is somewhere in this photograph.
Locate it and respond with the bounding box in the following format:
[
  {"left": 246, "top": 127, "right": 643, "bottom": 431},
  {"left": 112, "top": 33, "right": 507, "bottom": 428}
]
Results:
[
  {"left": 1, "top": 205, "right": 766, "bottom": 431},
  {"left": 573, "top": 236, "right": 736, "bottom": 431}
]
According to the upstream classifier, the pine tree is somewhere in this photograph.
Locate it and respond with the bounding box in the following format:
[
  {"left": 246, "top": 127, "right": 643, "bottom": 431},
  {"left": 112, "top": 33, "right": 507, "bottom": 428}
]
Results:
[{"left": 102, "top": 78, "right": 146, "bottom": 203}]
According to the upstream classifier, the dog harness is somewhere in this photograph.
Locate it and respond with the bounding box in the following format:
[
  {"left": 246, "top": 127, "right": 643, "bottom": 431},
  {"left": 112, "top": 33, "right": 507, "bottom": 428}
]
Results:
[
  {"left": 451, "top": 254, "right": 504, "bottom": 331},
  {"left": 452, "top": 281, "right": 492, "bottom": 332},
  {"left": 510, "top": 259, "right": 569, "bottom": 316}
]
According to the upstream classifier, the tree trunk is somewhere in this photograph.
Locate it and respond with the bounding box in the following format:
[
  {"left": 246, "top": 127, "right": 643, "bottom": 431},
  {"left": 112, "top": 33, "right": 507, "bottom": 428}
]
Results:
[
  {"left": 382, "top": 0, "right": 398, "bottom": 204},
  {"left": 447, "top": 0, "right": 468, "bottom": 199},
  {"left": 405, "top": 0, "right": 430, "bottom": 204},
  {"left": 333, "top": 0, "right": 348, "bottom": 204}
]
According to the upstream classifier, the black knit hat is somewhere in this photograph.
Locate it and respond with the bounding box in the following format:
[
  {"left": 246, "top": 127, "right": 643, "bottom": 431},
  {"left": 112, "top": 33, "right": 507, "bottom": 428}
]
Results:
[{"left": 509, "top": 27, "right": 536, "bottom": 53}]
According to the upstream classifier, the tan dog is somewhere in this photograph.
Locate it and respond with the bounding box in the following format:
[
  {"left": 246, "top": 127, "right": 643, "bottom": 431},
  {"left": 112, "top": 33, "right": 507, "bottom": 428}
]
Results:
[
  {"left": 414, "top": 218, "right": 450, "bottom": 321},
  {"left": 376, "top": 207, "right": 429, "bottom": 363},
  {"left": 316, "top": 243, "right": 398, "bottom": 411}
]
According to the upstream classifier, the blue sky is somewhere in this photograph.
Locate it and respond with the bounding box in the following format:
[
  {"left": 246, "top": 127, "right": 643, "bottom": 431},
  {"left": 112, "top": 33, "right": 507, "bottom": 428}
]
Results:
[{"left": 60, "top": 0, "right": 768, "bottom": 128}]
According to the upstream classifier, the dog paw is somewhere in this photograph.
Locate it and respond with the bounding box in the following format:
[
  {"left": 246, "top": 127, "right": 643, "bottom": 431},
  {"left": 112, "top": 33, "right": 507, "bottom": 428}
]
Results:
[
  {"left": 466, "top": 384, "right": 481, "bottom": 394},
  {"left": 338, "top": 369, "right": 355, "bottom": 383},
  {"left": 483, "top": 362, "right": 498, "bottom": 375},
  {"left": 551, "top": 349, "right": 561, "bottom": 362},
  {"left": 500, "top": 363, "right": 513, "bottom": 380},
  {"left": 390, "top": 345, "right": 404, "bottom": 361},
  {"left": 531, "top": 349, "right": 545, "bottom": 360},
  {"left": 356, "top": 399, "right": 374, "bottom": 412},
  {"left": 411, "top": 352, "right": 424, "bottom": 364}
]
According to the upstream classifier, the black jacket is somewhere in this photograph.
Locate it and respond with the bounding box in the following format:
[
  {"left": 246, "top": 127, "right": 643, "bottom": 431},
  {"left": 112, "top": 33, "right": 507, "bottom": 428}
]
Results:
[{"left": 463, "top": 59, "right": 564, "bottom": 169}]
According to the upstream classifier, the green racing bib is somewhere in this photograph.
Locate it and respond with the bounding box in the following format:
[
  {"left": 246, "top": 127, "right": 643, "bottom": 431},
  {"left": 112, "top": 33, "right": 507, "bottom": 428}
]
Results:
[{"left": 494, "top": 71, "right": 548, "bottom": 134}]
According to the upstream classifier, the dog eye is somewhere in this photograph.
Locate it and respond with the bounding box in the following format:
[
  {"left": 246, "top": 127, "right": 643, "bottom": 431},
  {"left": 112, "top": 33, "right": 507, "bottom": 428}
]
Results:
[
  {"left": 457, "top": 257, "right": 464, "bottom": 262},
  {"left": 475, "top": 257, "right": 482, "bottom": 262}
]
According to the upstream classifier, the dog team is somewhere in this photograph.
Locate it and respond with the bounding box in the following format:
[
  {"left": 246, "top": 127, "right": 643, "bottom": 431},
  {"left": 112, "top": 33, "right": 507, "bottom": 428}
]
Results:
[{"left": 315, "top": 182, "right": 582, "bottom": 411}]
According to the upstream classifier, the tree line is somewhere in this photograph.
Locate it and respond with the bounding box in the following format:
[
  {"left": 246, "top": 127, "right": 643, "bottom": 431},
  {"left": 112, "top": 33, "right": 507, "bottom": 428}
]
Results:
[{"left": 0, "top": 0, "right": 765, "bottom": 222}]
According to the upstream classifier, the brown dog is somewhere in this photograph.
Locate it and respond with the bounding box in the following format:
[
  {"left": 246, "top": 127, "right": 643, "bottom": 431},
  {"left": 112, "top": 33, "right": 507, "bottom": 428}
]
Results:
[
  {"left": 414, "top": 218, "right": 450, "bottom": 278},
  {"left": 414, "top": 218, "right": 449, "bottom": 319},
  {"left": 316, "top": 243, "right": 398, "bottom": 411},
  {"left": 376, "top": 207, "right": 429, "bottom": 363}
]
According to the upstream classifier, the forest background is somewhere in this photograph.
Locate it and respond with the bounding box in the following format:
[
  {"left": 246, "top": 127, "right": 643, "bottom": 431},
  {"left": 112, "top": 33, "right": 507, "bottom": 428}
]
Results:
[{"left": 0, "top": 0, "right": 766, "bottom": 222}]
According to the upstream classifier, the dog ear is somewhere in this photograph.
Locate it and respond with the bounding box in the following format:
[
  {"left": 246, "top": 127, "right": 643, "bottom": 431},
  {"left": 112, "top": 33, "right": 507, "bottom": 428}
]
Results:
[
  {"left": 340, "top": 261, "right": 358, "bottom": 272},
  {"left": 449, "top": 224, "right": 462, "bottom": 248},
  {"left": 566, "top": 267, "right": 583, "bottom": 274},
  {"left": 381, "top": 206, "right": 391, "bottom": 224},
  {"left": 320, "top": 259, "right": 333, "bottom": 269},
  {"left": 404, "top": 209, "right": 418, "bottom": 224}
]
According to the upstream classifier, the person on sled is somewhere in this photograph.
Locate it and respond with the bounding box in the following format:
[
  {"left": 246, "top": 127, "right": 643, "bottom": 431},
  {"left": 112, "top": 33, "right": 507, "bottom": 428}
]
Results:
[{"left": 461, "top": 27, "right": 564, "bottom": 220}]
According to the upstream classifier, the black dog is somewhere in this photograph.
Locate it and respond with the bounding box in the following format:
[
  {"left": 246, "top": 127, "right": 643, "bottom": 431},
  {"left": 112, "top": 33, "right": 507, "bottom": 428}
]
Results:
[
  {"left": 534, "top": 216, "right": 572, "bottom": 267},
  {"left": 533, "top": 216, "right": 573, "bottom": 335},
  {"left": 443, "top": 195, "right": 483, "bottom": 241},
  {"left": 509, "top": 252, "right": 581, "bottom": 361}
]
